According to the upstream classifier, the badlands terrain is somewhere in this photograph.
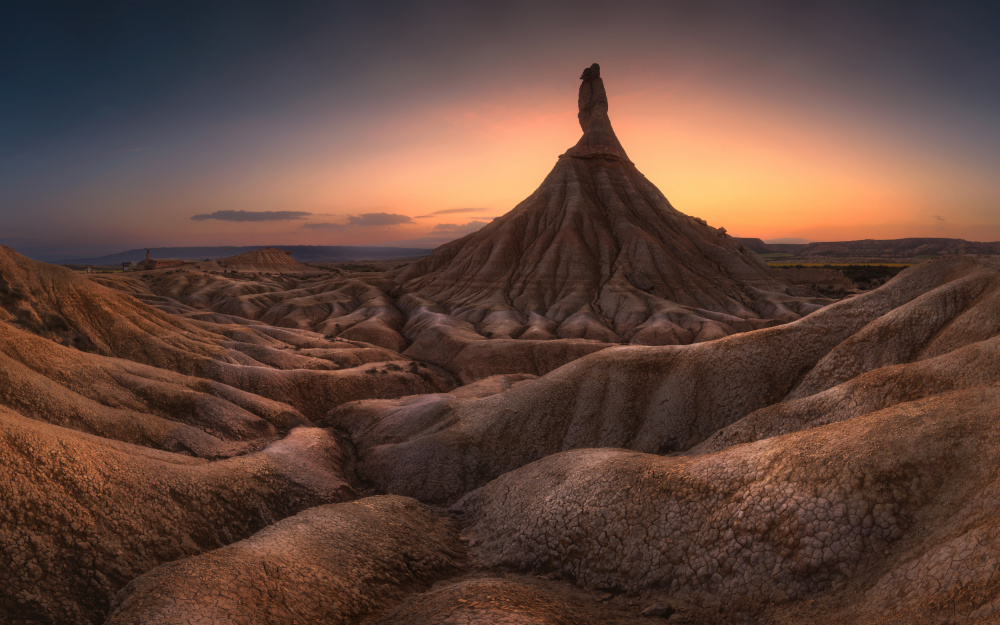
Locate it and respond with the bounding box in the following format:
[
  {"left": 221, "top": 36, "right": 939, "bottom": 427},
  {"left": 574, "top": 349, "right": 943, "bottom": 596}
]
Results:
[{"left": 3, "top": 65, "right": 999, "bottom": 624}]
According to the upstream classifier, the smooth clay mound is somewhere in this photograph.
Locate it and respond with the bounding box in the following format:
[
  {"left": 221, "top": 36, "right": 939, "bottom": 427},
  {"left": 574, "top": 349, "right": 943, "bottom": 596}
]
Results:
[
  {"left": 394, "top": 64, "right": 824, "bottom": 345},
  {"left": 208, "top": 246, "right": 313, "bottom": 273},
  {"left": 454, "top": 386, "right": 1000, "bottom": 623},
  {"left": 105, "top": 496, "right": 464, "bottom": 625},
  {"left": 371, "top": 576, "right": 650, "bottom": 625},
  {"left": 0, "top": 418, "right": 353, "bottom": 624}
]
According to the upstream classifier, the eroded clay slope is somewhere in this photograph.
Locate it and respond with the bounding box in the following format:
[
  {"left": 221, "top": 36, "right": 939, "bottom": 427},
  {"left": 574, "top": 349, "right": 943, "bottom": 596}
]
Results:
[
  {"left": 99, "top": 266, "right": 615, "bottom": 381},
  {"left": 330, "top": 256, "right": 1000, "bottom": 503},
  {"left": 455, "top": 385, "right": 1000, "bottom": 623},
  {"left": 1, "top": 246, "right": 453, "bottom": 432},
  {"left": 104, "top": 496, "right": 463, "bottom": 625},
  {"left": 393, "top": 64, "right": 822, "bottom": 344},
  {"left": 0, "top": 416, "right": 353, "bottom": 624}
]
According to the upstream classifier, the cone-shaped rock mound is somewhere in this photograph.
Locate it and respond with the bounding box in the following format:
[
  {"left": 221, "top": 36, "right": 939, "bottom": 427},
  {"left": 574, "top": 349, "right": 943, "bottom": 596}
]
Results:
[
  {"left": 214, "top": 247, "right": 308, "bottom": 272},
  {"left": 396, "top": 64, "right": 820, "bottom": 344}
]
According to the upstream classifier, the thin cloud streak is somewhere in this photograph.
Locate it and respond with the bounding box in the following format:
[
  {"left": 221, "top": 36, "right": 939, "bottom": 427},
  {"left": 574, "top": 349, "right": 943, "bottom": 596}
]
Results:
[
  {"left": 415, "top": 207, "right": 491, "bottom": 218},
  {"left": 303, "top": 212, "right": 415, "bottom": 229},
  {"left": 347, "top": 212, "right": 414, "bottom": 226},
  {"left": 191, "top": 210, "right": 311, "bottom": 222}
]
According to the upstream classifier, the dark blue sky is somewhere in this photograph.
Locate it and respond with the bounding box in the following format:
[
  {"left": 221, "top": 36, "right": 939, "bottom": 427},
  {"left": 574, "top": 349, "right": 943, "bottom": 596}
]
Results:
[{"left": 2, "top": 1, "right": 999, "bottom": 259}]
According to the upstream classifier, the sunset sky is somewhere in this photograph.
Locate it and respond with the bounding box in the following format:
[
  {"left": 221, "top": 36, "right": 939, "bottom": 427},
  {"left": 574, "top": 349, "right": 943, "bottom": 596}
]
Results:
[{"left": 2, "top": 1, "right": 999, "bottom": 259}]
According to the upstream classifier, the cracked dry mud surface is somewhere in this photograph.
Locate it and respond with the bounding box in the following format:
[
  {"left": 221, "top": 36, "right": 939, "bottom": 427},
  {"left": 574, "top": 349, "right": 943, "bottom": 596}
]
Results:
[
  {"left": 3, "top": 64, "right": 1000, "bottom": 625},
  {"left": 7, "top": 251, "right": 1000, "bottom": 625},
  {"left": 104, "top": 496, "right": 464, "bottom": 625}
]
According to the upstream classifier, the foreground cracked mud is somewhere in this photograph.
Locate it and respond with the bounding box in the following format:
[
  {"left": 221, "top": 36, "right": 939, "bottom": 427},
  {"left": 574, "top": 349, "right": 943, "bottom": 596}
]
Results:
[
  {"left": 456, "top": 387, "right": 999, "bottom": 613},
  {"left": 105, "top": 496, "right": 464, "bottom": 625}
]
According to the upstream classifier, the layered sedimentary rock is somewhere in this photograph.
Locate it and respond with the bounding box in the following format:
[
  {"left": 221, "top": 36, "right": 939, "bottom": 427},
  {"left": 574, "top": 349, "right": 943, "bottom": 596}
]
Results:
[
  {"left": 331, "top": 257, "right": 999, "bottom": 502},
  {"left": 321, "top": 254, "right": 1000, "bottom": 623},
  {"left": 0, "top": 246, "right": 448, "bottom": 621},
  {"left": 0, "top": 246, "right": 452, "bottom": 428},
  {"left": 100, "top": 264, "right": 613, "bottom": 380},
  {"left": 210, "top": 246, "right": 312, "bottom": 272},
  {"left": 394, "top": 63, "right": 820, "bottom": 345}
]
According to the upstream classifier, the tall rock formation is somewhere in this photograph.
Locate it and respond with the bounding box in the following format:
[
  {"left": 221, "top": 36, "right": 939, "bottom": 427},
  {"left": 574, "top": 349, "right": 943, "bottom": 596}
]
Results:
[{"left": 396, "top": 63, "right": 818, "bottom": 345}]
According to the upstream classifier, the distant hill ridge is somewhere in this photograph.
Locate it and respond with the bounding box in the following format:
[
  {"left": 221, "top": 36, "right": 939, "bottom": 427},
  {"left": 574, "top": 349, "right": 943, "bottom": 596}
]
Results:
[
  {"left": 736, "top": 237, "right": 1000, "bottom": 257},
  {"left": 59, "top": 245, "right": 433, "bottom": 266}
]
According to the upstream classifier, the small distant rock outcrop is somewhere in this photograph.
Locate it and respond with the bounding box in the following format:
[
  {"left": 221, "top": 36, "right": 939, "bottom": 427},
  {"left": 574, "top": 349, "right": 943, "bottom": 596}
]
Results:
[
  {"left": 211, "top": 246, "right": 309, "bottom": 272},
  {"left": 734, "top": 237, "right": 773, "bottom": 254},
  {"left": 135, "top": 248, "right": 186, "bottom": 271}
]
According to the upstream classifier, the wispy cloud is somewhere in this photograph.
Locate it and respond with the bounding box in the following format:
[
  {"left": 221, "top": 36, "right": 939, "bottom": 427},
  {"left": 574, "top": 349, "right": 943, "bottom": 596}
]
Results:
[
  {"left": 303, "top": 212, "right": 415, "bottom": 229},
  {"left": 191, "top": 210, "right": 311, "bottom": 222},
  {"left": 415, "top": 207, "right": 490, "bottom": 218},
  {"left": 348, "top": 212, "right": 414, "bottom": 226}
]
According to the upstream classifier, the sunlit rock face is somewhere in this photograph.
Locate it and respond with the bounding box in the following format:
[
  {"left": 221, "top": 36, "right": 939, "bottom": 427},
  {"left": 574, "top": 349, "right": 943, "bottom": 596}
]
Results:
[{"left": 395, "top": 63, "right": 823, "bottom": 347}]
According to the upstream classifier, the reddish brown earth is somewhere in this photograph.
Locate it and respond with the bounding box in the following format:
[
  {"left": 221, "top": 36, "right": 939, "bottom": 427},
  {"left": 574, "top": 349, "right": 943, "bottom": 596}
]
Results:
[
  {"left": 2, "top": 65, "right": 999, "bottom": 625},
  {"left": 201, "top": 246, "right": 313, "bottom": 273},
  {"left": 395, "top": 63, "right": 821, "bottom": 347}
]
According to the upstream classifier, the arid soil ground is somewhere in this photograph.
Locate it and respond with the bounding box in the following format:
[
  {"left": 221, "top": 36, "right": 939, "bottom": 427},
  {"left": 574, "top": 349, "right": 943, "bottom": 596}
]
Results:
[{"left": 3, "top": 65, "right": 999, "bottom": 625}]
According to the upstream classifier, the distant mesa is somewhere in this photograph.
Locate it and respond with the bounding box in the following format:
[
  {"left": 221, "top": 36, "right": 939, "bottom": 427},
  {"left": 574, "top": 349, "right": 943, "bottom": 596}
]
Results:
[{"left": 212, "top": 247, "right": 309, "bottom": 272}]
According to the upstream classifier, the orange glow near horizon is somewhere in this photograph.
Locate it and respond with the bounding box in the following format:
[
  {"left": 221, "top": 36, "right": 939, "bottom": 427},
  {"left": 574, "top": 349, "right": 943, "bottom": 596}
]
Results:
[
  {"left": 59, "top": 73, "right": 1000, "bottom": 250},
  {"left": 7, "top": 4, "right": 1000, "bottom": 260}
]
